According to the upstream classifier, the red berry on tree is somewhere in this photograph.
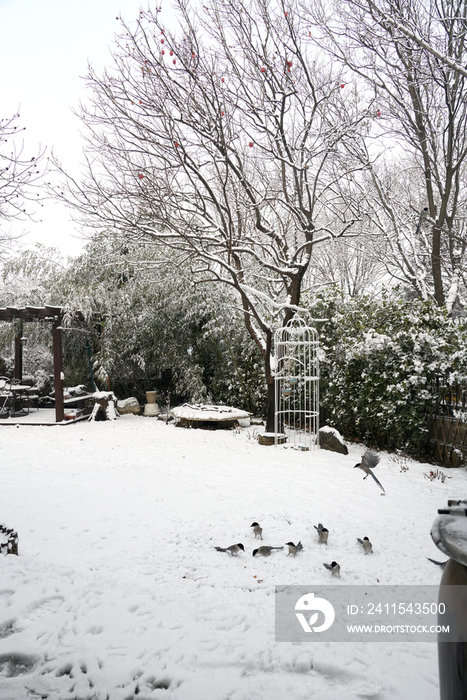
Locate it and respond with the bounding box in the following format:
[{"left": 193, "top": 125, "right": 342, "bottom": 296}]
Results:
[
  {"left": 249, "top": 142, "right": 253, "bottom": 147},
  {"left": 340, "top": 84, "right": 345, "bottom": 88},
  {"left": 138, "top": 173, "right": 144, "bottom": 179},
  {"left": 261, "top": 67, "right": 266, "bottom": 73}
]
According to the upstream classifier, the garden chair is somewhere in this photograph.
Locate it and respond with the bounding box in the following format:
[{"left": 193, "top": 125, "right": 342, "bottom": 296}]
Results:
[{"left": 0, "top": 377, "right": 12, "bottom": 418}]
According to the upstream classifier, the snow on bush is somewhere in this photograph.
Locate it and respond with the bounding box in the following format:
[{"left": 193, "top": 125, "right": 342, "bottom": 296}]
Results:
[{"left": 305, "top": 288, "right": 467, "bottom": 454}]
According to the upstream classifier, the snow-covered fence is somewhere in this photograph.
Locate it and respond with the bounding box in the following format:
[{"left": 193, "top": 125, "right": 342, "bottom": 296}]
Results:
[
  {"left": 430, "top": 417, "right": 467, "bottom": 466},
  {"left": 429, "top": 378, "right": 467, "bottom": 466}
]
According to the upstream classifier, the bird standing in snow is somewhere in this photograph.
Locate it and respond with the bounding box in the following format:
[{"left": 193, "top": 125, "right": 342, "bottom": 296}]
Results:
[
  {"left": 285, "top": 541, "right": 303, "bottom": 556},
  {"left": 357, "top": 537, "right": 373, "bottom": 554},
  {"left": 314, "top": 523, "right": 329, "bottom": 544},
  {"left": 354, "top": 451, "right": 385, "bottom": 493},
  {"left": 250, "top": 522, "right": 263, "bottom": 540},
  {"left": 252, "top": 546, "right": 284, "bottom": 557},
  {"left": 214, "top": 543, "right": 245, "bottom": 556},
  {"left": 323, "top": 561, "right": 341, "bottom": 577}
]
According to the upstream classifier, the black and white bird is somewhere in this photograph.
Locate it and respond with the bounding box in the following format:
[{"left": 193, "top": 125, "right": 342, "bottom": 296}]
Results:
[
  {"left": 252, "top": 545, "right": 284, "bottom": 557},
  {"left": 323, "top": 561, "right": 341, "bottom": 577},
  {"left": 415, "top": 207, "right": 430, "bottom": 237},
  {"left": 354, "top": 451, "right": 385, "bottom": 493},
  {"left": 250, "top": 522, "right": 263, "bottom": 540},
  {"left": 427, "top": 557, "right": 447, "bottom": 569},
  {"left": 357, "top": 536, "right": 373, "bottom": 554},
  {"left": 314, "top": 523, "right": 329, "bottom": 544},
  {"left": 214, "top": 543, "right": 245, "bottom": 556},
  {"left": 285, "top": 541, "right": 303, "bottom": 556}
]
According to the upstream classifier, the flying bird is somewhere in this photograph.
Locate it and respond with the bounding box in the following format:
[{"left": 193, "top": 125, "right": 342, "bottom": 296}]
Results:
[
  {"left": 357, "top": 536, "right": 373, "bottom": 554},
  {"left": 285, "top": 541, "right": 303, "bottom": 556},
  {"left": 354, "top": 451, "right": 385, "bottom": 493},
  {"left": 250, "top": 522, "right": 263, "bottom": 540},
  {"left": 252, "top": 546, "right": 284, "bottom": 557},
  {"left": 214, "top": 543, "right": 245, "bottom": 556},
  {"left": 314, "top": 523, "right": 329, "bottom": 544},
  {"left": 323, "top": 561, "right": 341, "bottom": 577}
]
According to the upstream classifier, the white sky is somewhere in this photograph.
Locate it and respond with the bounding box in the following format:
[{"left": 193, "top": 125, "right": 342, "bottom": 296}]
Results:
[{"left": 0, "top": 0, "right": 149, "bottom": 258}]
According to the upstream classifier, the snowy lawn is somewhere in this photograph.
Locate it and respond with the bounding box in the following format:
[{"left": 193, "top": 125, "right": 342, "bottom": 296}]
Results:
[{"left": 0, "top": 415, "right": 464, "bottom": 700}]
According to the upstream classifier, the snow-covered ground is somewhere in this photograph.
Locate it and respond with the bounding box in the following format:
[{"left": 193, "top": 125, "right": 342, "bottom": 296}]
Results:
[{"left": 0, "top": 416, "right": 464, "bottom": 700}]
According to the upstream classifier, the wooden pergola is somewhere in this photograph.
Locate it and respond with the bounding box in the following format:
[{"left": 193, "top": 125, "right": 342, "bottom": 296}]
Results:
[{"left": 0, "top": 306, "right": 84, "bottom": 422}]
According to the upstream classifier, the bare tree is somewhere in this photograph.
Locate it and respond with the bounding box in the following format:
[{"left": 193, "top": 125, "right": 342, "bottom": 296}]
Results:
[
  {"left": 354, "top": 0, "right": 467, "bottom": 79},
  {"left": 306, "top": 231, "right": 388, "bottom": 297},
  {"left": 0, "top": 112, "right": 46, "bottom": 259},
  {"left": 55, "top": 0, "right": 369, "bottom": 428},
  {"left": 307, "top": 0, "right": 467, "bottom": 309}
]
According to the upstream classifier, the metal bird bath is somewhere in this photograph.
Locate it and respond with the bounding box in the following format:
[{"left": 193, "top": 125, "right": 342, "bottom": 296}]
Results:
[{"left": 274, "top": 316, "right": 319, "bottom": 450}]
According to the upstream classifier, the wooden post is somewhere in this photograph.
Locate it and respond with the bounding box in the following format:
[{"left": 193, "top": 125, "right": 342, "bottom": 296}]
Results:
[
  {"left": 14, "top": 327, "right": 23, "bottom": 381},
  {"left": 52, "top": 317, "right": 64, "bottom": 422},
  {"left": 438, "top": 559, "right": 467, "bottom": 699}
]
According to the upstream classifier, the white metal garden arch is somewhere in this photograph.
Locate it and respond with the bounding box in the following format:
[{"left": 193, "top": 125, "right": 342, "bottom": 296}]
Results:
[{"left": 274, "top": 316, "right": 319, "bottom": 450}]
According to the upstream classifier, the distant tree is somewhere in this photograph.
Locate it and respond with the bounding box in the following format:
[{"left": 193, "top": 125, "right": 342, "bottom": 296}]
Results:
[
  {"left": 308, "top": 0, "right": 467, "bottom": 310},
  {"left": 0, "top": 112, "right": 46, "bottom": 259},
  {"left": 306, "top": 232, "right": 388, "bottom": 297},
  {"left": 55, "top": 0, "right": 369, "bottom": 429},
  {"left": 353, "top": 0, "right": 467, "bottom": 80}
]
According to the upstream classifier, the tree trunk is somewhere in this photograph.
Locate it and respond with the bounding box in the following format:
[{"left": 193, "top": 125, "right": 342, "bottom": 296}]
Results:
[
  {"left": 265, "top": 380, "right": 276, "bottom": 433},
  {"left": 432, "top": 224, "right": 445, "bottom": 307}
]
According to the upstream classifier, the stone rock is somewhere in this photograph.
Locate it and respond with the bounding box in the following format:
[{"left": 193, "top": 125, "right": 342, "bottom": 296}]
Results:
[
  {"left": 318, "top": 426, "right": 348, "bottom": 455},
  {"left": 117, "top": 397, "right": 141, "bottom": 415}
]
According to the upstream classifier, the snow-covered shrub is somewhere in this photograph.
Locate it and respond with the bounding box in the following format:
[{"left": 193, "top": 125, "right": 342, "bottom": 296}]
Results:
[
  {"left": 0, "top": 241, "right": 266, "bottom": 413},
  {"left": 304, "top": 288, "right": 467, "bottom": 455},
  {"left": 33, "top": 369, "right": 53, "bottom": 396}
]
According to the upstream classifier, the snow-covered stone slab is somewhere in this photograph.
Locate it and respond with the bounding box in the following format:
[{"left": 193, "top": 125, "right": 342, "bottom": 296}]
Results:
[{"left": 170, "top": 403, "right": 250, "bottom": 428}]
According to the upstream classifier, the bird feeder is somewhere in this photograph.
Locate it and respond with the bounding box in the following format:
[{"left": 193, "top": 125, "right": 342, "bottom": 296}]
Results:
[{"left": 274, "top": 316, "right": 319, "bottom": 451}]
